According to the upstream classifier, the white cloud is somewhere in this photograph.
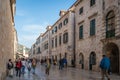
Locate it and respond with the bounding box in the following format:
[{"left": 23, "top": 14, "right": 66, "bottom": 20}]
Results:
[
  {"left": 18, "top": 23, "right": 49, "bottom": 48},
  {"left": 22, "top": 23, "right": 49, "bottom": 33},
  {"left": 22, "top": 24, "right": 44, "bottom": 32},
  {"left": 19, "top": 34, "right": 38, "bottom": 48}
]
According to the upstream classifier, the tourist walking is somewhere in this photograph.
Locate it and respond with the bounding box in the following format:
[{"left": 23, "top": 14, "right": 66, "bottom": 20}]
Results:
[
  {"left": 31, "top": 58, "right": 37, "bottom": 74},
  {"left": 45, "top": 59, "right": 51, "bottom": 75},
  {"left": 59, "top": 59, "right": 63, "bottom": 70},
  {"left": 15, "top": 58, "right": 22, "bottom": 77},
  {"left": 21, "top": 58, "right": 26, "bottom": 74},
  {"left": 26, "top": 59, "right": 31, "bottom": 73},
  {"left": 100, "top": 54, "right": 110, "bottom": 80},
  {"left": 6, "top": 59, "right": 14, "bottom": 77},
  {"left": 63, "top": 57, "right": 67, "bottom": 68}
]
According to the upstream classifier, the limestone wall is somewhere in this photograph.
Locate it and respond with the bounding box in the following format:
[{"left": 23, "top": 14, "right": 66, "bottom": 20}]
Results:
[{"left": 0, "top": 0, "right": 15, "bottom": 79}]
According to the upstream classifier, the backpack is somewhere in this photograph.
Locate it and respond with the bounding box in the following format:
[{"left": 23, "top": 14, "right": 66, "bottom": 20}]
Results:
[{"left": 7, "top": 62, "right": 13, "bottom": 70}]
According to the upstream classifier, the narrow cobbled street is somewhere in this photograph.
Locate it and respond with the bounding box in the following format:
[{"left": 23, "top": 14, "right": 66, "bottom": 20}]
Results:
[{"left": 6, "top": 64, "right": 120, "bottom": 80}]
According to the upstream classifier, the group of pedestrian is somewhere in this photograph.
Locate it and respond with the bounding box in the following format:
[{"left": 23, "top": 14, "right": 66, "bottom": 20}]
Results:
[
  {"left": 6, "top": 53, "right": 112, "bottom": 79},
  {"left": 6, "top": 58, "right": 37, "bottom": 78},
  {"left": 59, "top": 57, "right": 67, "bottom": 70}
]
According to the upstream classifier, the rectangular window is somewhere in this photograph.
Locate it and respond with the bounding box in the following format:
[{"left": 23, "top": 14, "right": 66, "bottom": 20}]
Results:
[
  {"left": 58, "top": 23, "right": 62, "bottom": 29},
  {"left": 90, "top": 19, "right": 96, "bottom": 36},
  {"left": 52, "top": 39, "right": 54, "bottom": 48},
  {"left": 63, "top": 33, "right": 68, "bottom": 43},
  {"left": 52, "top": 29, "right": 54, "bottom": 34},
  {"left": 54, "top": 26, "right": 57, "bottom": 32},
  {"left": 55, "top": 37, "right": 57, "bottom": 47},
  {"left": 37, "top": 47, "right": 41, "bottom": 53},
  {"left": 44, "top": 44, "right": 46, "bottom": 50},
  {"left": 46, "top": 43, "right": 48, "bottom": 49},
  {"left": 79, "top": 7, "right": 83, "bottom": 15},
  {"left": 63, "top": 18, "right": 68, "bottom": 25},
  {"left": 90, "top": 0, "right": 95, "bottom": 6},
  {"left": 59, "top": 35, "right": 61, "bottom": 45},
  {"left": 79, "top": 25, "right": 83, "bottom": 39}
]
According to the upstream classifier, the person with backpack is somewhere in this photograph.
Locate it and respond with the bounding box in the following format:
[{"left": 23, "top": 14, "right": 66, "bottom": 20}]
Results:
[
  {"left": 100, "top": 54, "right": 110, "bottom": 80},
  {"left": 26, "top": 59, "right": 31, "bottom": 74},
  {"left": 7, "top": 59, "right": 14, "bottom": 77}
]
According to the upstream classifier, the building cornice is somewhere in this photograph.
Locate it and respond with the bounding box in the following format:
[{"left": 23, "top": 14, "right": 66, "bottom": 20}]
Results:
[
  {"left": 51, "top": 10, "right": 74, "bottom": 29},
  {"left": 10, "top": 0, "right": 16, "bottom": 24}
]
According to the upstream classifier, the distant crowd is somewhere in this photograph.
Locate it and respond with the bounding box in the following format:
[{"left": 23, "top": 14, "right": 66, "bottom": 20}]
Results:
[{"left": 6, "top": 54, "right": 112, "bottom": 80}]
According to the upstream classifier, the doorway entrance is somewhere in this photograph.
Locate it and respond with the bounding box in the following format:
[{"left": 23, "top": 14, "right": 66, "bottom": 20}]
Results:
[
  {"left": 104, "top": 43, "right": 119, "bottom": 73},
  {"left": 79, "top": 53, "right": 84, "bottom": 69},
  {"left": 89, "top": 52, "right": 96, "bottom": 70}
]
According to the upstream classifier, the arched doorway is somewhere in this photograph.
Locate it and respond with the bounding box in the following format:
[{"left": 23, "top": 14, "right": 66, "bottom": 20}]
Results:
[
  {"left": 59, "top": 53, "right": 61, "bottom": 59},
  {"left": 65, "top": 53, "right": 67, "bottom": 58},
  {"left": 55, "top": 55, "right": 57, "bottom": 61},
  {"left": 103, "top": 43, "right": 119, "bottom": 73},
  {"left": 89, "top": 52, "right": 96, "bottom": 70},
  {"left": 79, "top": 53, "right": 84, "bottom": 69}
]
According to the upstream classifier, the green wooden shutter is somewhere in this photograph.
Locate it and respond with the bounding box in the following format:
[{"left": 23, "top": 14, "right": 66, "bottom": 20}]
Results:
[
  {"left": 90, "top": 19, "right": 95, "bottom": 36},
  {"left": 79, "top": 25, "right": 83, "bottom": 39}
]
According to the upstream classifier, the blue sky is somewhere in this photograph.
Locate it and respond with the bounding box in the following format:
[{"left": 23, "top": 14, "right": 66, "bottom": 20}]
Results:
[{"left": 15, "top": 0, "right": 76, "bottom": 48}]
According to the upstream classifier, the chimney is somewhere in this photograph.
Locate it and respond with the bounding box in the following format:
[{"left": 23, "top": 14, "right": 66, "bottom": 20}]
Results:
[{"left": 59, "top": 10, "right": 67, "bottom": 17}]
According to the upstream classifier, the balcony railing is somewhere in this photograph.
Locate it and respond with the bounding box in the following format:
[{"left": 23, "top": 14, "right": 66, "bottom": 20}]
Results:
[{"left": 106, "top": 29, "right": 115, "bottom": 38}]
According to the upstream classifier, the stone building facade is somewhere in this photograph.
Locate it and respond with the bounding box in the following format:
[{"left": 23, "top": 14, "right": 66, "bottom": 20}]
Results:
[
  {"left": 29, "top": 43, "right": 36, "bottom": 58},
  {"left": 30, "top": 0, "right": 120, "bottom": 74},
  {"left": 17, "top": 43, "right": 30, "bottom": 58},
  {"left": 33, "top": 35, "right": 42, "bottom": 59},
  {"left": 50, "top": 8, "right": 75, "bottom": 65},
  {"left": 75, "top": 0, "right": 120, "bottom": 74},
  {"left": 40, "top": 26, "right": 51, "bottom": 59},
  {"left": 0, "top": 0, "right": 16, "bottom": 79},
  {"left": 30, "top": 26, "right": 52, "bottom": 61}
]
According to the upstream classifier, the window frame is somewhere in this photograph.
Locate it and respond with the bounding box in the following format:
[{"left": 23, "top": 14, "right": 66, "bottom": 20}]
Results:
[
  {"left": 55, "top": 36, "right": 57, "bottom": 47},
  {"left": 52, "top": 39, "right": 54, "bottom": 48},
  {"left": 54, "top": 26, "right": 57, "bottom": 33},
  {"left": 59, "top": 35, "right": 62, "bottom": 45},
  {"left": 90, "top": 19, "right": 96, "bottom": 36},
  {"left": 106, "top": 11, "right": 115, "bottom": 38},
  {"left": 63, "top": 18, "right": 68, "bottom": 25},
  {"left": 90, "top": 0, "right": 96, "bottom": 7},
  {"left": 58, "top": 23, "right": 62, "bottom": 29},
  {"left": 63, "top": 32, "right": 68, "bottom": 43},
  {"left": 79, "top": 25, "right": 83, "bottom": 39},
  {"left": 79, "top": 7, "right": 83, "bottom": 15}
]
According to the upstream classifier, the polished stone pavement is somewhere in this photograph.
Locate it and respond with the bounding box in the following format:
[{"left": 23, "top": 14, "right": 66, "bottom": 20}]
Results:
[{"left": 6, "top": 64, "right": 120, "bottom": 80}]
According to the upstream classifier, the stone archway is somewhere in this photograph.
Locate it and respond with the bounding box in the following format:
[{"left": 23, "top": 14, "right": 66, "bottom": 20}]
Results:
[
  {"left": 89, "top": 52, "right": 96, "bottom": 70},
  {"left": 65, "top": 53, "right": 67, "bottom": 59},
  {"left": 103, "top": 42, "right": 119, "bottom": 73},
  {"left": 59, "top": 53, "right": 61, "bottom": 59},
  {"left": 79, "top": 53, "right": 84, "bottom": 69}
]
